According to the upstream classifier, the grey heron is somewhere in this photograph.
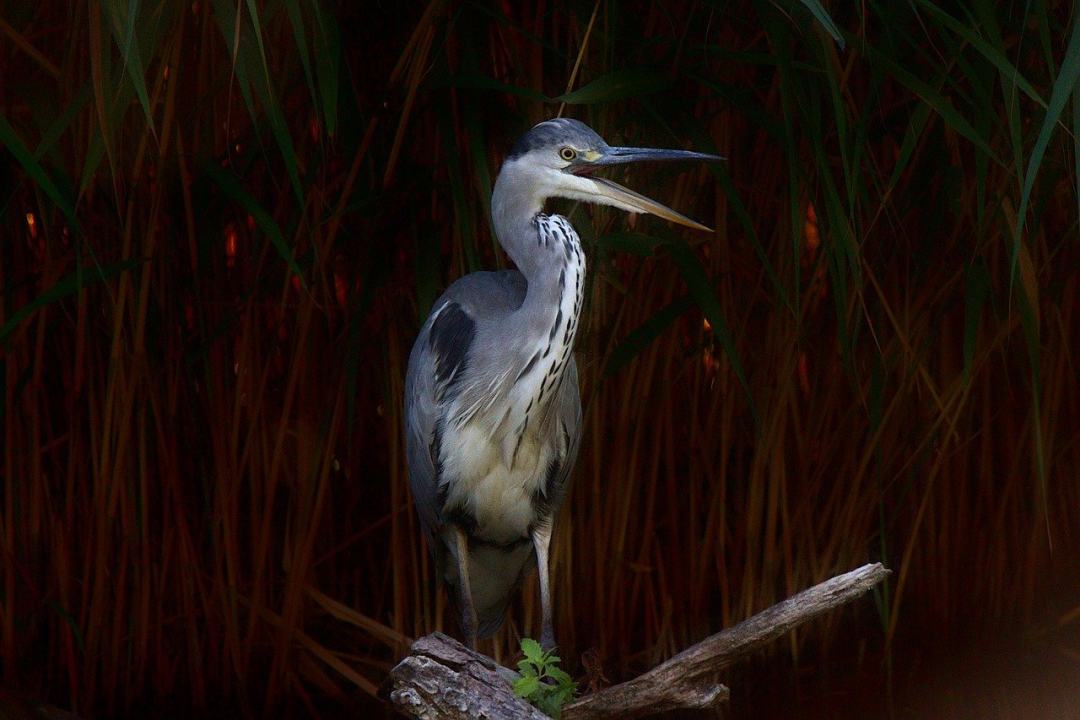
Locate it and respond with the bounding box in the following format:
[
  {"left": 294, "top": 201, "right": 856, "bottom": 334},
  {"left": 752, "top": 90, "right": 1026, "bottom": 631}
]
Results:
[{"left": 404, "top": 117, "right": 720, "bottom": 649}]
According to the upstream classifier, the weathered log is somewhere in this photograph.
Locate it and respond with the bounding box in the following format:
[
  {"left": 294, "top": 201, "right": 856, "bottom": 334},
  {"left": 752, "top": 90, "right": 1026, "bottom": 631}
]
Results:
[
  {"left": 385, "top": 563, "right": 890, "bottom": 719},
  {"left": 383, "top": 632, "right": 548, "bottom": 720}
]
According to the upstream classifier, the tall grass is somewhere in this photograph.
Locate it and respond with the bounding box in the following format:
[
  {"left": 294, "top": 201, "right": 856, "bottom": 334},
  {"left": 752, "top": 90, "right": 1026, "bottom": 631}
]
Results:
[{"left": 1, "top": 0, "right": 1078, "bottom": 716}]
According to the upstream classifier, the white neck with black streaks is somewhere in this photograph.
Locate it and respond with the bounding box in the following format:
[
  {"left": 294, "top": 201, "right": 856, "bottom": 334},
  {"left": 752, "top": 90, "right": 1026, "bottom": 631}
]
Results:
[{"left": 498, "top": 213, "right": 584, "bottom": 469}]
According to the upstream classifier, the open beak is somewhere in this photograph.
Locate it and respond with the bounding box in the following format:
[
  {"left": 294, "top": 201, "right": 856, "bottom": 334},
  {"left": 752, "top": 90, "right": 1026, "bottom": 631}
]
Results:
[{"left": 570, "top": 147, "right": 723, "bottom": 232}]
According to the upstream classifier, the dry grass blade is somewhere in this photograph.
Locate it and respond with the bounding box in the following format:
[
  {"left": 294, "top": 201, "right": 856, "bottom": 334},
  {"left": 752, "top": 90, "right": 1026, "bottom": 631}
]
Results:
[
  {"left": 0, "top": 14, "right": 61, "bottom": 79},
  {"left": 243, "top": 598, "right": 380, "bottom": 698},
  {"left": 306, "top": 586, "right": 412, "bottom": 649},
  {"left": 557, "top": 0, "right": 602, "bottom": 119}
]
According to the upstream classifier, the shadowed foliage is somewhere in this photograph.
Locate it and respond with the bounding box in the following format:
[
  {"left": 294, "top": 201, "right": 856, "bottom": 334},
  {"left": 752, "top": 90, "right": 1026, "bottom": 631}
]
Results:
[{"left": 1, "top": 0, "right": 1078, "bottom": 717}]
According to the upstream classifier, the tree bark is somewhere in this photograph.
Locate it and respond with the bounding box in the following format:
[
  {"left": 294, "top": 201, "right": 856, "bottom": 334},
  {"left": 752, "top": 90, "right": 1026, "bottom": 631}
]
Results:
[
  {"left": 385, "top": 563, "right": 890, "bottom": 719},
  {"left": 382, "top": 632, "right": 548, "bottom": 720}
]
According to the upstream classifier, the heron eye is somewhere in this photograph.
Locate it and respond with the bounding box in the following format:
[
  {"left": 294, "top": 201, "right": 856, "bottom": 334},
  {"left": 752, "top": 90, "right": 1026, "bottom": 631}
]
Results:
[{"left": 559, "top": 147, "right": 577, "bottom": 161}]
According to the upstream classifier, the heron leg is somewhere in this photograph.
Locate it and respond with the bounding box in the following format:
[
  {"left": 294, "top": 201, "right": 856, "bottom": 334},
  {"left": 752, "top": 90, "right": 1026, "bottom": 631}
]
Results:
[
  {"left": 453, "top": 526, "right": 478, "bottom": 649},
  {"left": 531, "top": 523, "right": 555, "bottom": 650}
]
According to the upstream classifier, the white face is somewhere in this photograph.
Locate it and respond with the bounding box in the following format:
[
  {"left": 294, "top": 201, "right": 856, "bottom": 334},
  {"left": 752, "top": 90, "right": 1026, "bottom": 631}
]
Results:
[
  {"left": 519, "top": 142, "right": 598, "bottom": 172},
  {"left": 496, "top": 134, "right": 712, "bottom": 233},
  {"left": 500, "top": 146, "right": 601, "bottom": 206}
]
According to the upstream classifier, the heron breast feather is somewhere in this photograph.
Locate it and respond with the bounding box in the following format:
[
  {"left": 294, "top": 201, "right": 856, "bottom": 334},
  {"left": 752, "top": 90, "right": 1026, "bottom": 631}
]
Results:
[{"left": 438, "top": 422, "right": 553, "bottom": 543}]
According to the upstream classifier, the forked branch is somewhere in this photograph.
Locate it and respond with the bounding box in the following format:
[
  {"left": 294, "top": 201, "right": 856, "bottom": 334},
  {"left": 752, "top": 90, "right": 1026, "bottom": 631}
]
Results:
[
  {"left": 385, "top": 563, "right": 890, "bottom": 719},
  {"left": 563, "top": 562, "right": 889, "bottom": 718}
]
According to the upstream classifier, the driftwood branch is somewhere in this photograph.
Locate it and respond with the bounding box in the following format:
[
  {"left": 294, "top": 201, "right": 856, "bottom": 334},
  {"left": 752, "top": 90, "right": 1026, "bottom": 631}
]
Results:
[
  {"left": 564, "top": 562, "right": 890, "bottom": 718},
  {"left": 385, "top": 563, "right": 890, "bottom": 719}
]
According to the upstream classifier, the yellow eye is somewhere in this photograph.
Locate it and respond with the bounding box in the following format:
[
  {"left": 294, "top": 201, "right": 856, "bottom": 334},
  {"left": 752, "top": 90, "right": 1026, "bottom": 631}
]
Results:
[{"left": 559, "top": 147, "right": 577, "bottom": 161}]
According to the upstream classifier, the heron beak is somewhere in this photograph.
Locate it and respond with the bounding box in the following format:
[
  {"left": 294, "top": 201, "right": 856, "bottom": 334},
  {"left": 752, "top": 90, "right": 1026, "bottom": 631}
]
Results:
[{"left": 571, "top": 147, "right": 723, "bottom": 233}]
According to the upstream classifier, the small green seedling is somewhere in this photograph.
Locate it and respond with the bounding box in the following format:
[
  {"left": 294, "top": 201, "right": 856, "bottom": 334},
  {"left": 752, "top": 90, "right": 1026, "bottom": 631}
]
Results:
[{"left": 511, "top": 637, "right": 578, "bottom": 718}]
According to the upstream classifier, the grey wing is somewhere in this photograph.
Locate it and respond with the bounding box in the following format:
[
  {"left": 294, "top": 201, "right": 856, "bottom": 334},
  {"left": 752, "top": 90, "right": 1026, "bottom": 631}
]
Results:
[
  {"left": 404, "top": 306, "right": 443, "bottom": 542},
  {"left": 404, "top": 270, "right": 526, "bottom": 541},
  {"left": 405, "top": 297, "right": 477, "bottom": 540}
]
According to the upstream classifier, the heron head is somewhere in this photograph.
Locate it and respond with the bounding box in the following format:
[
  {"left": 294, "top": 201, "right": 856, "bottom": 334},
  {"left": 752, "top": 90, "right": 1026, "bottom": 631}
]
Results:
[{"left": 502, "top": 118, "right": 723, "bottom": 232}]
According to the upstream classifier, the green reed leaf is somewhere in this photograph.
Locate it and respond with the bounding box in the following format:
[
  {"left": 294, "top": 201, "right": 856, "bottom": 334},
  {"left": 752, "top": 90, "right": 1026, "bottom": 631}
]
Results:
[
  {"left": 0, "top": 114, "right": 79, "bottom": 231},
  {"left": 605, "top": 295, "right": 693, "bottom": 377},
  {"left": 666, "top": 243, "right": 757, "bottom": 424},
  {"left": 0, "top": 258, "right": 140, "bottom": 346},
  {"left": 1011, "top": 13, "right": 1080, "bottom": 281},
  {"left": 203, "top": 161, "right": 305, "bottom": 286},
  {"left": 556, "top": 68, "right": 670, "bottom": 105},
  {"left": 798, "top": 0, "right": 845, "bottom": 49}
]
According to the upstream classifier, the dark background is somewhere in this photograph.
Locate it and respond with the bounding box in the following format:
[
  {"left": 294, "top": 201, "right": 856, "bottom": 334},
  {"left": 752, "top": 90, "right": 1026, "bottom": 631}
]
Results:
[{"left": 1, "top": 0, "right": 1078, "bottom": 717}]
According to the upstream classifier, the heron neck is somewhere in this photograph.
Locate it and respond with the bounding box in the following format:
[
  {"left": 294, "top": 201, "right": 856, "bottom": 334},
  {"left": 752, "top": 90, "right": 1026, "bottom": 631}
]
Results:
[
  {"left": 487, "top": 168, "right": 584, "bottom": 466},
  {"left": 492, "top": 173, "right": 582, "bottom": 324},
  {"left": 491, "top": 164, "right": 546, "bottom": 277}
]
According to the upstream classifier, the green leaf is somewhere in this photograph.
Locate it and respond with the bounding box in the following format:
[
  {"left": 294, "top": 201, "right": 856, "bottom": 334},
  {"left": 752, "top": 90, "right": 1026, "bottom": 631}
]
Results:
[
  {"left": 886, "top": 103, "right": 932, "bottom": 192},
  {"left": 547, "top": 666, "right": 572, "bottom": 684},
  {"left": 202, "top": 161, "right": 306, "bottom": 286},
  {"left": 242, "top": 0, "right": 274, "bottom": 107},
  {"left": 1011, "top": 11, "right": 1080, "bottom": 281},
  {"left": 553, "top": 682, "right": 577, "bottom": 705},
  {"left": 107, "top": 0, "right": 156, "bottom": 135},
  {"left": 210, "top": 0, "right": 258, "bottom": 127},
  {"left": 0, "top": 114, "right": 79, "bottom": 231},
  {"left": 914, "top": 0, "right": 1046, "bottom": 109},
  {"left": 211, "top": 0, "right": 305, "bottom": 204},
  {"left": 605, "top": 295, "right": 693, "bottom": 377},
  {"left": 520, "top": 637, "right": 544, "bottom": 663},
  {"left": 798, "top": 0, "right": 845, "bottom": 49},
  {"left": 283, "top": 0, "right": 318, "bottom": 120},
  {"left": 34, "top": 83, "right": 92, "bottom": 161},
  {"left": 512, "top": 674, "right": 540, "bottom": 698},
  {"left": 535, "top": 694, "right": 564, "bottom": 719},
  {"left": 861, "top": 39, "right": 1001, "bottom": 164},
  {"left": 80, "top": 130, "right": 108, "bottom": 195},
  {"left": 555, "top": 68, "right": 670, "bottom": 105},
  {"left": 666, "top": 243, "right": 758, "bottom": 425},
  {"left": 1, "top": 258, "right": 140, "bottom": 346}
]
